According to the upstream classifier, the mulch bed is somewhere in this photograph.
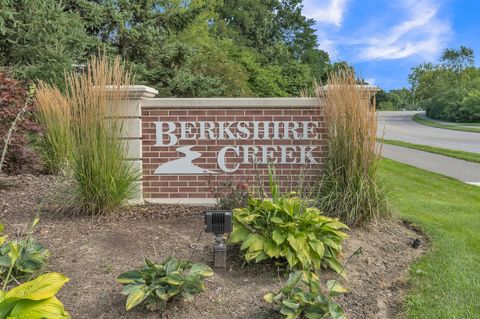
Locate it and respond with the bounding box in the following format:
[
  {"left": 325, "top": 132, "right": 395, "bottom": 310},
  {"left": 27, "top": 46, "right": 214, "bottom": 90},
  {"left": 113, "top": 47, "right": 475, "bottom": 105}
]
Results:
[{"left": 0, "top": 175, "right": 426, "bottom": 319}]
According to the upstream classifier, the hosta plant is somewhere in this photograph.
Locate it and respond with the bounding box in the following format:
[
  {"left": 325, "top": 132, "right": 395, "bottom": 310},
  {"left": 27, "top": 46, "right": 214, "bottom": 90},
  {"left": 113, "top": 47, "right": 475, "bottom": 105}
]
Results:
[
  {"left": 0, "top": 272, "right": 70, "bottom": 318},
  {"left": 0, "top": 219, "right": 49, "bottom": 283},
  {"left": 264, "top": 271, "right": 346, "bottom": 319},
  {"left": 229, "top": 170, "right": 349, "bottom": 273},
  {"left": 117, "top": 257, "right": 213, "bottom": 311}
]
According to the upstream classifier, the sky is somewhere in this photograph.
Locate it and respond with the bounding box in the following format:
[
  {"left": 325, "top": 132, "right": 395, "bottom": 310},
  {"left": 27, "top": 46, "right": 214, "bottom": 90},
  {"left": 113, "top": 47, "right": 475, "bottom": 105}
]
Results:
[{"left": 302, "top": 0, "right": 480, "bottom": 90}]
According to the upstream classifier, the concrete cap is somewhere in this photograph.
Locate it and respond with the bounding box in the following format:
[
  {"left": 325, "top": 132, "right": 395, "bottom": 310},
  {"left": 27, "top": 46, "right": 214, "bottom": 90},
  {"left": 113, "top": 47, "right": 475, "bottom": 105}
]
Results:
[
  {"left": 105, "top": 85, "right": 158, "bottom": 98},
  {"left": 319, "top": 84, "right": 380, "bottom": 92},
  {"left": 141, "top": 97, "right": 321, "bottom": 108}
]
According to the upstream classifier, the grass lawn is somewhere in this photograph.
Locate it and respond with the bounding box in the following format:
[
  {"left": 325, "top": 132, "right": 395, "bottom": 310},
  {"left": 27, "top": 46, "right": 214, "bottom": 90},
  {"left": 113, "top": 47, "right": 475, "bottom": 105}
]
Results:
[
  {"left": 413, "top": 113, "right": 480, "bottom": 133},
  {"left": 379, "top": 138, "right": 480, "bottom": 164},
  {"left": 380, "top": 159, "right": 480, "bottom": 318}
]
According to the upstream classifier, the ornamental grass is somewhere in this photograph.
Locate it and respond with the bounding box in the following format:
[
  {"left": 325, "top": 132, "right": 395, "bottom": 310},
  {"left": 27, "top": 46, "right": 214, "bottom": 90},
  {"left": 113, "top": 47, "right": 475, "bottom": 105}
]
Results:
[
  {"left": 314, "top": 69, "right": 390, "bottom": 225},
  {"left": 36, "top": 55, "right": 140, "bottom": 215}
]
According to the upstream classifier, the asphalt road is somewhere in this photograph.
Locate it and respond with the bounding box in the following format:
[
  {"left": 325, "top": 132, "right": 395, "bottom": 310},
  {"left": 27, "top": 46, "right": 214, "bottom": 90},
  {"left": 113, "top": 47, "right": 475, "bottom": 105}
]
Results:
[
  {"left": 377, "top": 111, "right": 480, "bottom": 153},
  {"left": 377, "top": 111, "right": 480, "bottom": 185}
]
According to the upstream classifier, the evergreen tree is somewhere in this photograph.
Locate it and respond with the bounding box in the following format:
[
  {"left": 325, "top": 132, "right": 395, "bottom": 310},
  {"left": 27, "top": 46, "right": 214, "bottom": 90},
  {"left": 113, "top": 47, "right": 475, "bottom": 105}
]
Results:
[{"left": 0, "top": 0, "right": 91, "bottom": 87}]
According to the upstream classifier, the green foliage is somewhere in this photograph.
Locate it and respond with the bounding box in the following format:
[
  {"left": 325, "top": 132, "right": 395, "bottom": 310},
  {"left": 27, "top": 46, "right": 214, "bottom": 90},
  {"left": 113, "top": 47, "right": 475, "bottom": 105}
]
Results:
[
  {"left": 377, "top": 88, "right": 417, "bottom": 110},
  {"left": 440, "top": 46, "right": 474, "bottom": 72},
  {"left": 0, "top": 0, "right": 91, "bottom": 87},
  {"left": 264, "top": 271, "right": 346, "bottom": 319},
  {"left": 0, "top": 272, "right": 70, "bottom": 318},
  {"left": 117, "top": 257, "right": 213, "bottom": 312},
  {"left": 230, "top": 168, "right": 348, "bottom": 272},
  {"left": 2, "top": 0, "right": 337, "bottom": 97},
  {"left": 0, "top": 219, "right": 48, "bottom": 285},
  {"left": 409, "top": 46, "right": 480, "bottom": 122},
  {"left": 0, "top": 238, "right": 49, "bottom": 284}
]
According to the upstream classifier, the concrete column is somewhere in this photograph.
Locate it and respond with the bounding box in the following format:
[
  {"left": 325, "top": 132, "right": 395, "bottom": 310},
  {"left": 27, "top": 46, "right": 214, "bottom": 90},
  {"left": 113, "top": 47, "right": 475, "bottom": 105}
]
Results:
[{"left": 107, "top": 85, "right": 158, "bottom": 204}]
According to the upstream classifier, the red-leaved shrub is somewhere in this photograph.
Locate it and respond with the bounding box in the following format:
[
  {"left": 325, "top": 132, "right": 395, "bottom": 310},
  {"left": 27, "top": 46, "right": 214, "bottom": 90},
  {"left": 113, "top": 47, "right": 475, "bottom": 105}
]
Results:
[{"left": 0, "top": 72, "right": 41, "bottom": 174}]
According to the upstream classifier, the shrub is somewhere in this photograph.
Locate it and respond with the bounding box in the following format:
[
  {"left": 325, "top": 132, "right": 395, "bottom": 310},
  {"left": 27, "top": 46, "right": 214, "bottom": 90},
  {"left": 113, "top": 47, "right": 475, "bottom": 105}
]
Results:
[
  {"left": 410, "top": 47, "right": 480, "bottom": 123},
  {"left": 229, "top": 169, "right": 348, "bottom": 273},
  {"left": 117, "top": 257, "right": 213, "bottom": 312},
  {"left": 315, "top": 69, "right": 390, "bottom": 226},
  {"left": 0, "top": 272, "right": 70, "bottom": 318},
  {"left": 0, "top": 73, "right": 40, "bottom": 175},
  {"left": 264, "top": 270, "right": 346, "bottom": 319},
  {"left": 210, "top": 180, "right": 250, "bottom": 210},
  {"left": 36, "top": 55, "right": 140, "bottom": 214}
]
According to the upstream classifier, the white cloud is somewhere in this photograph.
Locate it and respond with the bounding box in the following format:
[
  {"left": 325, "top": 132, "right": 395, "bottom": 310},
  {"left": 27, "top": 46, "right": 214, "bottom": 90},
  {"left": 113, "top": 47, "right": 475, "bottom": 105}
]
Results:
[
  {"left": 317, "top": 37, "right": 337, "bottom": 59},
  {"left": 356, "top": 0, "right": 451, "bottom": 61},
  {"left": 303, "top": 0, "right": 348, "bottom": 27}
]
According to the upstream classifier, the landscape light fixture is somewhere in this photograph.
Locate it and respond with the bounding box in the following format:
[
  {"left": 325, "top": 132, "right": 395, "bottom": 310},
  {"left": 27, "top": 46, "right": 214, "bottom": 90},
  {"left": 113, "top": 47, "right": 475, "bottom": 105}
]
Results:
[{"left": 204, "top": 210, "right": 233, "bottom": 269}]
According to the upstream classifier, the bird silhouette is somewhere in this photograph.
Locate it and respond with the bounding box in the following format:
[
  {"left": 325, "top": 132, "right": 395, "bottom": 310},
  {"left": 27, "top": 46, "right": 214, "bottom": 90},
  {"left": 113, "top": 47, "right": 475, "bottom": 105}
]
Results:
[{"left": 154, "top": 145, "right": 217, "bottom": 174}]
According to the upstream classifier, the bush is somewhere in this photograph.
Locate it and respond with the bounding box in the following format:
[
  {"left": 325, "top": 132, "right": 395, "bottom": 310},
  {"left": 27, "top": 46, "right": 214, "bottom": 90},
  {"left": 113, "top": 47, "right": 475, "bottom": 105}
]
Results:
[
  {"left": 36, "top": 55, "right": 140, "bottom": 214},
  {"left": 0, "top": 272, "right": 70, "bottom": 318},
  {"left": 461, "top": 89, "right": 480, "bottom": 122},
  {"left": 117, "top": 257, "right": 213, "bottom": 312},
  {"left": 315, "top": 70, "right": 390, "bottom": 226},
  {"left": 210, "top": 180, "right": 250, "bottom": 210},
  {"left": 0, "top": 73, "right": 40, "bottom": 175},
  {"left": 264, "top": 270, "right": 346, "bottom": 319},
  {"left": 410, "top": 47, "right": 480, "bottom": 123},
  {"left": 229, "top": 169, "right": 348, "bottom": 273}
]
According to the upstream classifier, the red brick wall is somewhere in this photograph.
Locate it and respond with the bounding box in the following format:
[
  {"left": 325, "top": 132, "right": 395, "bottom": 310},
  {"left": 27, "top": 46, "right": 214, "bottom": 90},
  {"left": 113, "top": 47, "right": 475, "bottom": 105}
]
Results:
[{"left": 141, "top": 106, "right": 326, "bottom": 201}]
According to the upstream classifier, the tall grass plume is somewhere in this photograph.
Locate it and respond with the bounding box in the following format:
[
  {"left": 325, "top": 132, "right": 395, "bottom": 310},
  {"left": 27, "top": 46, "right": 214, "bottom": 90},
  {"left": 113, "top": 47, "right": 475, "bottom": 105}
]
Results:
[
  {"left": 315, "top": 69, "right": 390, "bottom": 225},
  {"left": 36, "top": 84, "right": 71, "bottom": 173},
  {"left": 36, "top": 55, "right": 140, "bottom": 215}
]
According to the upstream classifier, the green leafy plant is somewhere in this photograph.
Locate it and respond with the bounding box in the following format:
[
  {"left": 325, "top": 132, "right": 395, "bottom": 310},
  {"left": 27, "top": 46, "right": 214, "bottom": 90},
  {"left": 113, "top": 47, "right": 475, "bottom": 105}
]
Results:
[
  {"left": 117, "top": 257, "right": 213, "bottom": 312},
  {"left": 264, "top": 271, "right": 346, "bottom": 319},
  {"left": 229, "top": 168, "right": 349, "bottom": 273},
  {"left": 0, "top": 238, "right": 49, "bottom": 284},
  {"left": 0, "top": 272, "right": 70, "bottom": 318},
  {"left": 0, "top": 219, "right": 49, "bottom": 284}
]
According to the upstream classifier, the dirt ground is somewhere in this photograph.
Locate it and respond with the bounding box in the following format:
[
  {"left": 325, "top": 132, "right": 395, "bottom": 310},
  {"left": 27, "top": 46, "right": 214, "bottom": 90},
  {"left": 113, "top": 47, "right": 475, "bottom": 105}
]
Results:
[{"left": 0, "top": 175, "right": 426, "bottom": 319}]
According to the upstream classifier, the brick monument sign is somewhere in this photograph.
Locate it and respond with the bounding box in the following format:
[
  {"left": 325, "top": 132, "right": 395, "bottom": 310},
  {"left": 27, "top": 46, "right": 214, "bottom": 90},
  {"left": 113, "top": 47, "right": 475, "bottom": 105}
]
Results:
[{"left": 115, "top": 86, "right": 337, "bottom": 205}]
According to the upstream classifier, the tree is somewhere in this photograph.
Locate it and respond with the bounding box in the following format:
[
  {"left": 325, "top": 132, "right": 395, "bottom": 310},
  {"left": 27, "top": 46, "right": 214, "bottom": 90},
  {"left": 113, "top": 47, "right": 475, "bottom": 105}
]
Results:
[
  {"left": 377, "top": 88, "right": 416, "bottom": 111},
  {"left": 408, "top": 46, "right": 480, "bottom": 122},
  {"left": 215, "top": 0, "right": 331, "bottom": 95},
  {"left": 440, "top": 46, "right": 474, "bottom": 73},
  {"left": 0, "top": 0, "right": 91, "bottom": 87},
  {"left": 3, "top": 0, "right": 336, "bottom": 98}
]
